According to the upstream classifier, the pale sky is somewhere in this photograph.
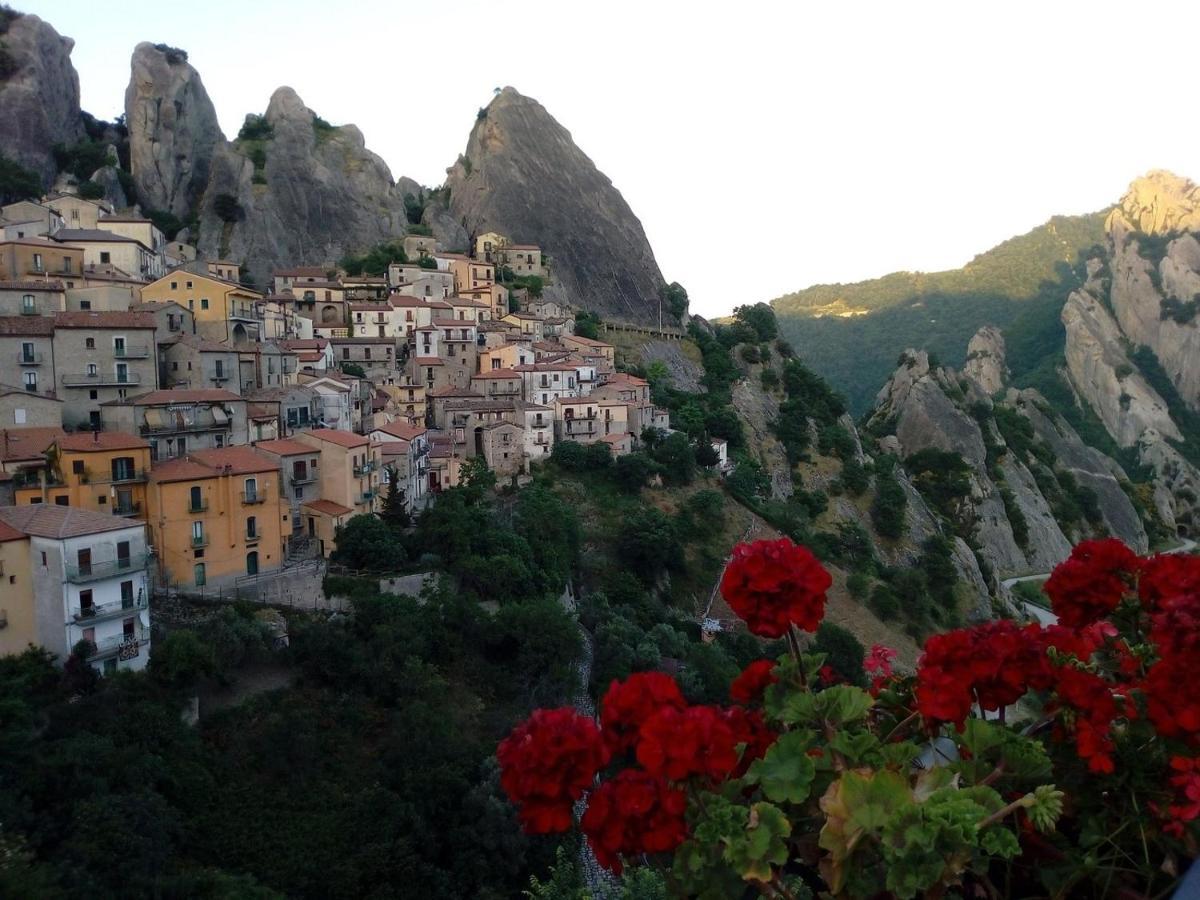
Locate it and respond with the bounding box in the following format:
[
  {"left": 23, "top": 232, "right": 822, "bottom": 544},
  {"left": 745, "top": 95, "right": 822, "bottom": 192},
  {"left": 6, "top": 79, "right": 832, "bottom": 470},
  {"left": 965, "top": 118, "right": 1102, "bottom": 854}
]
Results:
[{"left": 21, "top": 0, "right": 1200, "bottom": 318}]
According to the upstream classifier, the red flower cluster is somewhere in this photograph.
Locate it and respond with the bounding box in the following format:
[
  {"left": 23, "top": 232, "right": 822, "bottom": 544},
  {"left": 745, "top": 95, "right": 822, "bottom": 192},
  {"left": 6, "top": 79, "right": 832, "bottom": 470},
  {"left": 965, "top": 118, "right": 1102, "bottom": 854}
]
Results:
[
  {"left": 729, "top": 659, "right": 779, "bottom": 705},
  {"left": 865, "top": 644, "right": 896, "bottom": 694},
  {"left": 580, "top": 769, "right": 688, "bottom": 874},
  {"left": 601, "top": 672, "right": 687, "bottom": 754},
  {"left": 1166, "top": 756, "right": 1200, "bottom": 836},
  {"left": 1139, "top": 553, "right": 1200, "bottom": 611},
  {"left": 1043, "top": 539, "right": 1139, "bottom": 627},
  {"left": 637, "top": 705, "right": 740, "bottom": 781},
  {"left": 720, "top": 538, "right": 832, "bottom": 638},
  {"left": 723, "top": 706, "right": 777, "bottom": 777},
  {"left": 496, "top": 708, "right": 609, "bottom": 833},
  {"left": 1143, "top": 656, "right": 1200, "bottom": 738},
  {"left": 1051, "top": 666, "right": 1125, "bottom": 773},
  {"left": 915, "top": 620, "right": 1050, "bottom": 727}
]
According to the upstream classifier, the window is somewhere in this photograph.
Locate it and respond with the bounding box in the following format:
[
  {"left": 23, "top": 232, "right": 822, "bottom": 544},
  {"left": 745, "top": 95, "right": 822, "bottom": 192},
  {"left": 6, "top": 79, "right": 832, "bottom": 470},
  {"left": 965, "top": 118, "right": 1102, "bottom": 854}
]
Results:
[
  {"left": 72, "top": 460, "right": 84, "bottom": 474},
  {"left": 76, "top": 547, "right": 91, "bottom": 577},
  {"left": 89, "top": 390, "right": 98, "bottom": 400},
  {"left": 193, "top": 563, "right": 206, "bottom": 586},
  {"left": 343, "top": 348, "right": 350, "bottom": 360},
  {"left": 54, "top": 495, "right": 68, "bottom": 506},
  {"left": 201, "top": 298, "right": 209, "bottom": 310},
  {"left": 86, "top": 363, "right": 97, "bottom": 376},
  {"left": 23, "top": 372, "right": 35, "bottom": 392},
  {"left": 186, "top": 281, "right": 193, "bottom": 289},
  {"left": 85, "top": 338, "right": 95, "bottom": 349},
  {"left": 32, "top": 253, "right": 43, "bottom": 272},
  {"left": 188, "top": 299, "right": 194, "bottom": 310},
  {"left": 13, "top": 408, "right": 25, "bottom": 424},
  {"left": 189, "top": 485, "right": 203, "bottom": 511},
  {"left": 20, "top": 342, "right": 33, "bottom": 363},
  {"left": 99, "top": 251, "right": 110, "bottom": 264},
  {"left": 170, "top": 281, "right": 177, "bottom": 290},
  {"left": 117, "top": 541, "right": 130, "bottom": 568},
  {"left": 244, "top": 477, "right": 258, "bottom": 502},
  {"left": 120, "top": 580, "right": 134, "bottom": 608},
  {"left": 79, "top": 300, "right": 90, "bottom": 310},
  {"left": 111, "top": 457, "right": 135, "bottom": 481},
  {"left": 113, "top": 337, "right": 125, "bottom": 356},
  {"left": 21, "top": 294, "right": 35, "bottom": 314},
  {"left": 192, "top": 521, "right": 205, "bottom": 546},
  {"left": 246, "top": 516, "right": 257, "bottom": 539},
  {"left": 79, "top": 589, "right": 94, "bottom": 614},
  {"left": 115, "top": 363, "right": 128, "bottom": 383},
  {"left": 214, "top": 433, "right": 225, "bottom": 448}
]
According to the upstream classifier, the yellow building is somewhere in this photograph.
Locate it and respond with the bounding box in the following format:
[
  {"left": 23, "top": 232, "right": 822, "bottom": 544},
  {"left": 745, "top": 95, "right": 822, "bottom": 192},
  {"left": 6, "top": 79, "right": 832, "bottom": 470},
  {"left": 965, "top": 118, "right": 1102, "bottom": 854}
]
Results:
[
  {"left": 447, "top": 257, "right": 494, "bottom": 294},
  {"left": 147, "top": 446, "right": 288, "bottom": 589},
  {"left": 0, "top": 520, "right": 33, "bottom": 656},
  {"left": 13, "top": 432, "right": 151, "bottom": 519},
  {"left": 474, "top": 231, "right": 509, "bottom": 263},
  {"left": 294, "top": 428, "right": 381, "bottom": 517},
  {"left": 140, "top": 270, "right": 264, "bottom": 346}
]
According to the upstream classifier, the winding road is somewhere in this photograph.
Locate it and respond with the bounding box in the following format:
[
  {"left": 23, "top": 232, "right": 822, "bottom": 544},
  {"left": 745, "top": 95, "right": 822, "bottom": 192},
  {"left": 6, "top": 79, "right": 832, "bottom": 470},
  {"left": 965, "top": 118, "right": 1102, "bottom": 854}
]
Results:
[{"left": 1001, "top": 537, "right": 1197, "bottom": 625}]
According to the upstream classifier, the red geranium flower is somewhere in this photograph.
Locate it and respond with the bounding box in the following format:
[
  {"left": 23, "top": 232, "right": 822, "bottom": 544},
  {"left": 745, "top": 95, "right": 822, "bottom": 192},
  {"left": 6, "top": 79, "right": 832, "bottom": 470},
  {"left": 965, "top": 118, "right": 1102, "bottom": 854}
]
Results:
[
  {"left": 722, "top": 705, "right": 777, "bottom": 777},
  {"left": 636, "top": 705, "right": 739, "bottom": 782},
  {"left": 581, "top": 769, "right": 688, "bottom": 874},
  {"left": 1144, "top": 656, "right": 1200, "bottom": 738},
  {"left": 916, "top": 621, "right": 1051, "bottom": 727},
  {"left": 497, "top": 707, "right": 609, "bottom": 834},
  {"left": 720, "top": 538, "right": 832, "bottom": 638},
  {"left": 865, "top": 644, "right": 896, "bottom": 678},
  {"left": 1052, "top": 666, "right": 1123, "bottom": 774},
  {"left": 600, "top": 672, "right": 687, "bottom": 754},
  {"left": 1043, "top": 539, "right": 1139, "bottom": 627},
  {"left": 1139, "top": 552, "right": 1200, "bottom": 611},
  {"left": 1167, "top": 756, "right": 1200, "bottom": 829},
  {"left": 729, "top": 659, "right": 779, "bottom": 705}
]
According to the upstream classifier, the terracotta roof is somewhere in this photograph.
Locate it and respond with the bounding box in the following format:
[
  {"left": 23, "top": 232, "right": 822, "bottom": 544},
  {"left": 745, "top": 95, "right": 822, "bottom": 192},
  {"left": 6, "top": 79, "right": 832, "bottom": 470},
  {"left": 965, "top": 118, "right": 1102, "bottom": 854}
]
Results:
[
  {"left": 298, "top": 428, "right": 368, "bottom": 449},
  {"left": 103, "top": 389, "right": 241, "bottom": 406},
  {"left": 0, "top": 504, "right": 142, "bottom": 538},
  {"left": 432, "top": 318, "right": 477, "bottom": 327},
  {"left": 0, "top": 427, "right": 65, "bottom": 461},
  {"left": 279, "top": 339, "right": 328, "bottom": 349},
  {"left": 0, "top": 519, "right": 26, "bottom": 543},
  {"left": 0, "top": 237, "right": 74, "bottom": 249},
  {"left": 303, "top": 499, "right": 353, "bottom": 517},
  {"left": 189, "top": 446, "right": 278, "bottom": 475},
  {"left": 161, "top": 333, "right": 234, "bottom": 353},
  {"left": 508, "top": 244, "right": 540, "bottom": 250},
  {"left": 388, "top": 295, "right": 427, "bottom": 308},
  {"left": 148, "top": 457, "right": 218, "bottom": 482},
  {"left": 53, "top": 228, "right": 149, "bottom": 249},
  {"left": 57, "top": 431, "right": 149, "bottom": 452},
  {"left": 600, "top": 433, "right": 631, "bottom": 445},
  {"left": 426, "top": 301, "right": 453, "bottom": 310},
  {"left": 472, "top": 368, "right": 521, "bottom": 379},
  {"left": 428, "top": 387, "right": 482, "bottom": 398},
  {"left": 0, "top": 280, "right": 64, "bottom": 291},
  {"left": 413, "top": 356, "right": 444, "bottom": 365},
  {"left": 449, "top": 298, "right": 490, "bottom": 308},
  {"left": 373, "top": 421, "right": 426, "bottom": 441},
  {"left": 252, "top": 438, "right": 316, "bottom": 456},
  {"left": 505, "top": 312, "right": 540, "bottom": 320},
  {"left": 348, "top": 302, "right": 392, "bottom": 312},
  {"left": 565, "top": 334, "right": 611, "bottom": 348},
  {"left": 54, "top": 310, "right": 156, "bottom": 329},
  {"left": 298, "top": 352, "right": 324, "bottom": 362},
  {"left": 0, "top": 316, "right": 54, "bottom": 336}
]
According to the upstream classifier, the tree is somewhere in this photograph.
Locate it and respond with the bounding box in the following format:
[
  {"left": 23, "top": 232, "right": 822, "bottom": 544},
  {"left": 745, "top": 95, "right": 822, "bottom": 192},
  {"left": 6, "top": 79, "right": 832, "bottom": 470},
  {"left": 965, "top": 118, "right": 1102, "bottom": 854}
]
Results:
[
  {"left": 870, "top": 456, "right": 908, "bottom": 539},
  {"left": 651, "top": 432, "right": 695, "bottom": 486},
  {"left": 0, "top": 154, "right": 41, "bottom": 204},
  {"left": 341, "top": 362, "right": 366, "bottom": 377},
  {"left": 618, "top": 507, "right": 683, "bottom": 579},
  {"left": 614, "top": 452, "right": 655, "bottom": 493},
  {"left": 460, "top": 455, "right": 497, "bottom": 496},
  {"left": 381, "top": 465, "right": 409, "bottom": 531},
  {"left": 551, "top": 440, "right": 588, "bottom": 471},
  {"left": 732, "top": 302, "right": 778, "bottom": 341},
  {"left": 332, "top": 514, "right": 407, "bottom": 570},
  {"left": 213, "top": 193, "right": 243, "bottom": 223},
  {"left": 695, "top": 439, "right": 720, "bottom": 468},
  {"left": 523, "top": 275, "right": 544, "bottom": 299},
  {"left": 660, "top": 282, "right": 689, "bottom": 320}
]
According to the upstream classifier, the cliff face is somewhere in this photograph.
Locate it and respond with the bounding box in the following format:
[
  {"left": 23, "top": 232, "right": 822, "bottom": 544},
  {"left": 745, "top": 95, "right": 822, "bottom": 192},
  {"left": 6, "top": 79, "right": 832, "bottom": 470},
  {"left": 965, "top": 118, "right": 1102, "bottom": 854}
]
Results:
[
  {"left": 194, "top": 87, "right": 412, "bottom": 286},
  {"left": 124, "top": 42, "right": 223, "bottom": 217},
  {"left": 1060, "top": 171, "right": 1200, "bottom": 536},
  {"left": 864, "top": 344, "right": 1148, "bottom": 578},
  {"left": 0, "top": 12, "right": 83, "bottom": 182},
  {"left": 445, "top": 87, "right": 665, "bottom": 322}
]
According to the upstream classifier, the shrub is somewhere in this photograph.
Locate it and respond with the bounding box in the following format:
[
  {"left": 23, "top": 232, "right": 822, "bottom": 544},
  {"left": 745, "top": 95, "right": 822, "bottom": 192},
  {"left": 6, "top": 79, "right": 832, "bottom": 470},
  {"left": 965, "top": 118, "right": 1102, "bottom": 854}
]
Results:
[
  {"left": 237, "top": 114, "right": 274, "bottom": 142},
  {"left": 760, "top": 368, "right": 779, "bottom": 390},
  {"left": 77, "top": 180, "right": 105, "bottom": 200},
  {"left": 868, "top": 582, "right": 901, "bottom": 619},
  {"left": 846, "top": 571, "right": 871, "bottom": 599},
  {"left": 811, "top": 622, "right": 866, "bottom": 686},
  {"left": 0, "top": 154, "right": 42, "bottom": 203},
  {"left": 212, "top": 193, "right": 243, "bottom": 223},
  {"left": 839, "top": 457, "right": 869, "bottom": 496},
  {"left": 740, "top": 344, "right": 761, "bottom": 364},
  {"left": 870, "top": 458, "right": 907, "bottom": 539}
]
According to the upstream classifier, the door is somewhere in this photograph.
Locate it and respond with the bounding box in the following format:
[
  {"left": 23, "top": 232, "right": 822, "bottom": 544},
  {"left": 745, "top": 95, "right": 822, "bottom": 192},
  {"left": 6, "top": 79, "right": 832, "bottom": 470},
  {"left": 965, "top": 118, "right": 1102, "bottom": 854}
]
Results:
[
  {"left": 307, "top": 517, "right": 315, "bottom": 538},
  {"left": 246, "top": 551, "right": 259, "bottom": 576}
]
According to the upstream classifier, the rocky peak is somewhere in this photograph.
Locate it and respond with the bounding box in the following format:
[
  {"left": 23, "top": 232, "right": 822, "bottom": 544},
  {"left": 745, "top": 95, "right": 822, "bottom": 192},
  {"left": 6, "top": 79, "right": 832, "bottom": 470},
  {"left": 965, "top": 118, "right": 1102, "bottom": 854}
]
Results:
[
  {"left": 962, "top": 325, "right": 1008, "bottom": 395},
  {"left": 125, "top": 41, "right": 224, "bottom": 217},
  {"left": 445, "top": 87, "right": 665, "bottom": 322},
  {"left": 0, "top": 12, "right": 83, "bottom": 183},
  {"left": 1105, "top": 170, "right": 1200, "bottom": 238}
]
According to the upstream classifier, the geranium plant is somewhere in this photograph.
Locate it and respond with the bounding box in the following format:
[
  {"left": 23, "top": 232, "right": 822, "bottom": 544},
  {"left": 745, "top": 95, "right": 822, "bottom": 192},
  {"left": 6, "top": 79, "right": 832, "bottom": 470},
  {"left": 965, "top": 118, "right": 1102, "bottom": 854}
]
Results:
[{"left": 498, "top": 537, "right": 1200, "bottom": 897}]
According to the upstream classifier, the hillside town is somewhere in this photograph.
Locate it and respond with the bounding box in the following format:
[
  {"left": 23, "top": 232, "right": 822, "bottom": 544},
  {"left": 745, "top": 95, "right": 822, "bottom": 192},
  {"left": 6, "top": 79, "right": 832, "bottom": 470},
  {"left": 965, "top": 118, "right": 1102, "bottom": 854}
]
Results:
[{"left": 0, "top": 191, "right": 673, "bottom": 675}]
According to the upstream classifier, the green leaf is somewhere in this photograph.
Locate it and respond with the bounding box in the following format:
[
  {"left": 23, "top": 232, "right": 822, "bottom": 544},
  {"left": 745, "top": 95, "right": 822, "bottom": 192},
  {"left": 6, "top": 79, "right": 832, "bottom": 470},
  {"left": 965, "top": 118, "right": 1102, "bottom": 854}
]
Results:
[
  {"left": 820, "top": 685, "right": 875, "bottom": 726},
  {"left": 980, "top": 826, "right": 1021, "bottom": 859},
  {"left": 1027, "top": 785, "right": 1065, "bottom": 833},
  {"left": 723, "top": 802, "right": 792, "bottom": 883},
  {"left": 828, "top": 729, "right": 880, "bottom": 766},
  {"left": 745, "top": 731, "right": 816, "bottom": 804}
]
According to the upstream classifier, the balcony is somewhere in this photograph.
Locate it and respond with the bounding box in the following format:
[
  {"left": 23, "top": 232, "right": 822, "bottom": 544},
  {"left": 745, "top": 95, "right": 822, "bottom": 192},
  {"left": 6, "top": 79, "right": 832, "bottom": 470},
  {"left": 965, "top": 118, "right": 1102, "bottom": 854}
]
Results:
[
  {"left": 73, "top": 591, "right": 147, "bottom": 623},
  {"left": 211, "top": 371, "right": 231, "bottom": 382},
  {"left": 88, "top": 468, "right": 147, "bottom": 485},
  {"left": 61, "top": 372, "right": 141, "bottom": 387},
  {"left": 112, "top": 501, "right": 142, "bottom": 517},
  {"left": 20, "top": 305, "right": 39, "bottom": 316},
  {"left": 91, "top": 624, "right": 150, "bottom": 659},
  {"left": 229, "top": 305, "right": 263, "bottom": 321},
  {"left": 188, "top": 500, "right": 208, "bottom": 513},
  {"left": 191, "top": 534, "right": 209, "bottom": 548},
  {"left": 290, "top": 472, "right": 317, "bottom": 485},
  {"left": 113, "top": 345, "right": 151, "bottom": 359},
  {"left": 358, "top": 491, "right": 375, "bottom": 504},
  {"left": 353, "top": 461, "right": 377, "bottom": 477},
  {"left": 17, "top": 351, "right": 43, "bottom": 365},
  {"left": 245, "top": 530, "right": 261, "bottom": 544},
  {"left": 241, "top": 490, "right": 267, "bottom": 505},
  {"left": 65, "top": 554, "right": 148, "bottom": 584}
]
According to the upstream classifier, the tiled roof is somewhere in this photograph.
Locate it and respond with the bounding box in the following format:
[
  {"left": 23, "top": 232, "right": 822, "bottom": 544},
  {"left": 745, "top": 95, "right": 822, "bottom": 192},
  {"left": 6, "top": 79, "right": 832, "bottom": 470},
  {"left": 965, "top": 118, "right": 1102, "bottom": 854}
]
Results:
[
  {"left": 413, "top": 356, "right": 444, "bottom": 365},
  {"left": 373, "top": 421, "right": 426, "bottom": 441},
  {"left": 252, "top": 438, "right": 316, "bottom": 456},
  {"left": 298, "top": 428, "right": 368, "bottom": 449},
  {"left": 0, "top": 519, "right": 26, "bottom": 543},
  {"left": 148, "top": 457, "right": 217, "bottom": 482},
  {"left": 0, "top": 280, "right": 64, "bottom": 291},
  {"left": 428, "top": 387, "right": 482, "bottom": 398},
  {"left": 472, "top": 368, "right": 521, "bottom": 379},
  {"left": 303, "top": 499, "right": 353, "bottom": 516},
  {"left": 0, "top": 316, "right": 54, "bottom": 336},
  {"left": 53, "top": 310, "right": 156, "bottom": 329},
  {"left": 57, "top": 431, "right": 149, "bottom": 452},
  {"left": 189, "top": 446, "right": 279, "bottom": 475},
  {"left": 53, "top": 228, "right": 146, "bottom": 247},
  {"left": 103, "top": 389, "right": 241, "bottom": 406},
  {"left": 388, "top": 295, "right": 427, "bottom": 308},
  {"left": 565, "top": 334, "right": 611, "bottom": 348},
  {"left": 0, "top": 503, "right": 142, "bottom": 538},
  {"left": 0, "top": 426, "right": 65, "bottom": 461},
  {"left": 274, "top": 266, "right": 329, "bottom": 277}
]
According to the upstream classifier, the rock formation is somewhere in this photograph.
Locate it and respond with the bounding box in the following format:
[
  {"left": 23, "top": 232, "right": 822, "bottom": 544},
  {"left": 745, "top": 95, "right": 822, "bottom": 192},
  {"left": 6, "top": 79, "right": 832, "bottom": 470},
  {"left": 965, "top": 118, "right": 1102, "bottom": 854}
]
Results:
[
  {"left": 962, "top": 326, "right": 1008, "bottom": 395},
  {"left": 194, "top": 87, "right": 412, "bottom": 287},
  {"left": 125, "top": 42, "right": 223, "bottom": 217},
  {"left": 445, "top": 87, "right": 665, "bottom": 322},
  {"left": 0, "top": 12, "right": 83, "bottom": 183},
  {"left": 865, "top": 346, "right": 1147, "bottom": 578}
]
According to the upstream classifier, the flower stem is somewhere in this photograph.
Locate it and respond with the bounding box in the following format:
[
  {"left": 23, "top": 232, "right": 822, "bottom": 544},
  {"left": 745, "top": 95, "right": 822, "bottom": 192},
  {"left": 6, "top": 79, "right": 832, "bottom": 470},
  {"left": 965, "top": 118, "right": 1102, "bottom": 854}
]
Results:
[
  {"left": 977, "top": 793, "right": 1033, "bottom": 830},
  {"left": 786, "top": 627, "right": 808, "bottom": 689},
  {"left": 882, "top": 709, "right": 919, "bottom": 743}
]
